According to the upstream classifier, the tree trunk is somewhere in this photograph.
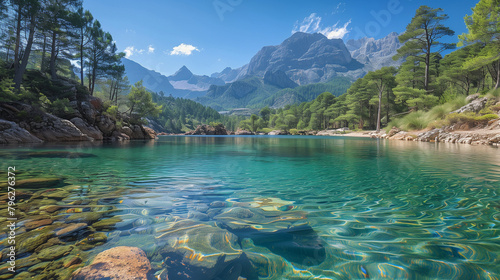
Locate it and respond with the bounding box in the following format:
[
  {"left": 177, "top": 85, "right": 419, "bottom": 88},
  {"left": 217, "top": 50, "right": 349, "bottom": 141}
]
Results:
[
  {"left": 13, "top": 4, "right": 22, "bottom": 74},
  {"left": 386, "top": 89, "right": 390, "bottom": 124},
  {"left": 14, "top": 16, "right": 36, "bottom": 89},
  {"left": 376, "top": 90, "right": 383, "bottom": 133},
  {"left": 80, "top": 28, "right": 84, "bottom": 86},
  {"left": 424, "top": 53, "right": 430, "bottom": 91},
  {"left": 49, "top": 29, "right": 57, "bottom": 79},
  {"left": 41, "top": 35, "right": 46, "bottom": 73},
  {"left": 495, "top": 59, "right": 500, "bottom": 90}
]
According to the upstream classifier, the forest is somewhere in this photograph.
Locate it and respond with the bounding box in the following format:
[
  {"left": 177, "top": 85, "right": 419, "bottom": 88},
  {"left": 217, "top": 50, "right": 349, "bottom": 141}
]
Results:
[
  {"left": 0, "top": 0, "right": 236, "bottom": 133},
  {"left": 1, "top": 1, "right": 499, "bottom": 135},
  {"left": 239, "top": 2, "right": 500, "bottom": 134}
]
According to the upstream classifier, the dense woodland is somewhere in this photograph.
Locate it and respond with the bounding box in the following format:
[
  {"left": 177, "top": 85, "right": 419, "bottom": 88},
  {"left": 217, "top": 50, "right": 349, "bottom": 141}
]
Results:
[
  {"left": 0, "top": 0, "right": 499, "bottom": 135},
  {"left": 0, "top": 0, "right": 238, "bottom": 133},
  {"left": 239, "top": 1, "right": 500, "bottom": 133}
]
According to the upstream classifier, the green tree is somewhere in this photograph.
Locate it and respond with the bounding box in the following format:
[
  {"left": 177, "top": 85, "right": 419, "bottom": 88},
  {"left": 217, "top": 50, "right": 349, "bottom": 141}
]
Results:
[
  {"left": 259, "top": 106, "right": 271, "bottom": 126},
  {"left": 69, "top": 7, "right": 93, "bottom": 86},
  {"left": 11, "top": 0, "right": 42, "bottom": 89},
  {"left": 459, "top": 0, "right": 500, "bottom": 89},
  {"left": 365, "top": 67, "right": 397, "bottom": 132},
  {"left": 395, "top": 5, "right": 455, "bottom": 91},
  {"left": 127, "top": 81, "right": 162, "bottom": 120}
]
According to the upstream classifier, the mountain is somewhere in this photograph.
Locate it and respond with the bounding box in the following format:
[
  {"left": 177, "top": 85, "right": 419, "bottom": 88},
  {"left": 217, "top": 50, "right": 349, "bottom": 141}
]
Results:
[
  {"left": 212, "top": 32, "right": 364, "bottom": 86},
  {"left": 346, "top": 32, "right": 403, "bottom": 72},
  {"left": 211, "top": 66, "right": 248, "bottom": 83},
  {"left": 196, "top": 75, "right": 352, "bottom": 111},
  {"left": 168, "top": 66, "right": 225, "bottom": 92},
  {"left": 121, "top": 59, "right": 205, "bottom": 99}
]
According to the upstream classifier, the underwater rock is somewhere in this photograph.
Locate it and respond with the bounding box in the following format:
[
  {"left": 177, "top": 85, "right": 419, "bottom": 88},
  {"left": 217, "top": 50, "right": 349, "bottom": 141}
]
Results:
[
  {"left": 71, "top": 246, "right": 151, "bottom": 280},
  {"left": 34, "top": 237, "right": 65, "bottom": 253},
  {"left": 17, "top": 227, "right": 55, "bottom": 254},
  {"left": 1, "top": 178, "right": 65, "bottom": 190},
  {"left": 91, "top": 217, "right": 122, "bottom": 230},
  {"left": 76, "top": 232, "right": 107, "bottom": 251},
  {"left": 156, "top": 222, "right": 256, "bottom": 280},
  {"left": 63, "top": 211, "right": 104, "bottom": 224},
  {"left": 24, "top": 218, "right": 53, "bottom": 230},
  {"left": 37, "top": 245, "right": 74, "bottom": 261},
  {"left": 39, "top": 205, "right": 62, "bottom": 213},
  {"left": 56, "top": 223, "right": 88, "bottom": 237}
]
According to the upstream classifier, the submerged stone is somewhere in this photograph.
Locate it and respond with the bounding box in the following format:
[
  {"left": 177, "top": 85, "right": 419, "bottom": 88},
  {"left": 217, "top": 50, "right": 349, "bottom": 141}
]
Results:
[
  {"left": 76, "top": 232, "right": 107, "bottom": 251},
  {"left": 17, "top": 227, "right": 55, "bottom": 254},
  {"left": 64, "top": 212, "right": 103, "bottom": 224},
  {"left": 71, "top": 246, "right": 151, "bottom": 280},
  {"left": 37, "top": 245, "right": 74, "bottom": 261},
  {"left": 1, "top": 178, "right": 65, "bottom": 189},
  {"left": 155, "top": 222, "right": 257, "bottom": 280},
  {"left": 91, "top": 217, "right": 122, "bottom": 230},
  {"left": 56, "top": 223, "right": 88, "bottom": 237}
]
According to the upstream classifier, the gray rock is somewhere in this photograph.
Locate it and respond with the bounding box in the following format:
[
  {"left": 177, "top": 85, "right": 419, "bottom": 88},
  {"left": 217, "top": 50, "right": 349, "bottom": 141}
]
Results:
[
  {"left": 96, "top": 114, "right": 116, "bottom": 136},
  {"left": 452, "top": 97, "right": 488, "bottom": 114},
  {"left": 0, "top": 119, "right": 42, "bottom": 144},
  {"left": 27, "top": 113, "right": 91, "bottom": 142},
  {"left": 70, "top": 117, "right": 103, "bottom": 140}
]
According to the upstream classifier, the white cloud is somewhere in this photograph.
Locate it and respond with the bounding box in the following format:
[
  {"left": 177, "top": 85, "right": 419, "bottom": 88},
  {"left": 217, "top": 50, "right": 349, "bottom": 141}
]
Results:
[
  {"left": 148, "top": 45, "right": 155, "bottom": 54},
  {"left": 170, "top": 43, "right": 199, "bottom": 56},
  {"left": 292, "top": 13, "right": 351, "bottom": 39},
  {"left": 124, "top": 46, "right": 145, "bottom": 58}
]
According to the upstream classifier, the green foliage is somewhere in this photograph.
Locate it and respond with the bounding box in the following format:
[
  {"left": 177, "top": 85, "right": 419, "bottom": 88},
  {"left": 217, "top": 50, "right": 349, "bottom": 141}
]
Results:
[
  {"left": 50, "top": 98, "right": 74, "bottom": 116},
  {"left": 127, "top": 81, "right": 162, "bottom": 120},
  {"left": 106, "top": 105, "right": 120, "bottom": 120}
]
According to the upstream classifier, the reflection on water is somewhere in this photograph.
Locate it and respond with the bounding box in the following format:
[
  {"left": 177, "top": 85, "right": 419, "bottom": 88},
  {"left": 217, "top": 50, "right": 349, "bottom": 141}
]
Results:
[{"left": 0, "top": 136, "right": 499, "bottom": 279}]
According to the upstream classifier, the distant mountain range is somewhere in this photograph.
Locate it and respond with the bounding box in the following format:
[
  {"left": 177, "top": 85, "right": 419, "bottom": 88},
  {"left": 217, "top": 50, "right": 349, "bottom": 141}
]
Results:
[{"left": 121, "top": 32, "right": 402, "bottom": 110}]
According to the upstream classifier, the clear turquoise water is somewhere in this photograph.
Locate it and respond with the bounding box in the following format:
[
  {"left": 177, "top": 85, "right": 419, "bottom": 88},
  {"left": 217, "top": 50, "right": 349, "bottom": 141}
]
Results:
[{"left": 1, "top": 136, "right": 500, "bottom": 279}]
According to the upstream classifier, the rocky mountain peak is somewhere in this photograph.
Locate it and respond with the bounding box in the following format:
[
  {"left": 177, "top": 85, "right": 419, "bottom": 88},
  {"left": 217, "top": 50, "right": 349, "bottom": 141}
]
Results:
[{"left": 170, "top": 66, "right": 194, "bottom": 81}]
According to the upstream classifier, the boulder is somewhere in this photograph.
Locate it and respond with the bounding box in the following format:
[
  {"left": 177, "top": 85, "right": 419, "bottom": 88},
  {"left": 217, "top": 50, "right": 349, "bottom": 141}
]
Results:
[
  {"left": 96, "top": 114, "right": 116, "bottom": 136},
  {"left": 452, "top": 97, "right": 488, "bottom": 114},
  {"left": 130, "top": 125, "right": 146, "bottom": 138},
  {"left": 142, "top": 126, "right": 157, "bottom": 139},
  {"left": 111, "top": 130, "right": 131, "bottom": 141},
  {"left": 71, "top": 246, "right": 151, "bottom": 280},
  {"left": 234, "top": 129, "right": 254, "bottom": 135},
  {"left": 25, "top": 113, "right": 91, "bottom": 142},
  {"left": 268, "top": 130, "right": 289, "bottom": 135},
  {"left": 70, "top": 117, "right": 103, "bottom": 140},
  {"left": 416, "top": 129, "right": 442, "bottom": 142},
  {"left": 185, "top": 124, "right": 228, "bottom": 135},
  {"left": 155, "top": 222, "right": 255, "bottom": 280},
  {"left": 387, "top": 127, "right": 401, "bottom": 138},
  {"left": 0, "top": 119, "right": 42, "bottom": 144},
  {"left": 119, "top": 126, "right": 134, "bottom": 137}
]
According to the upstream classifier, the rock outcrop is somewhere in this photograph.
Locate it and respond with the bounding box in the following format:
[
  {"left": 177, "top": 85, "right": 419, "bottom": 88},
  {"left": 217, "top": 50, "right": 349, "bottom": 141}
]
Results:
[
  {"left": 371, "top": 96, "right": 500, "bottom": 146},
  {"left": 0, "top": 119, "right": 42, "bottom": 144},
  {"left": 0, "top": 97, "right": 157, "bottom": 143},
  {"left": 234, "top": 129, "right": 254, "bottom": 135},
  {"left": 185, "top": 124, "right": 228, "bottom": 135},
  {"left": 71, "top": 246, "right": 151, "bottom": 280}
]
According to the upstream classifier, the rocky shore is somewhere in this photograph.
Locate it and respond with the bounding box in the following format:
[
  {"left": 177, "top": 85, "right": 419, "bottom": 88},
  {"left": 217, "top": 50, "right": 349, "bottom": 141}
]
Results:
[
  {"left": 370, "top": 95, "right": 500, "bottom": 146},
  {"left": 0, "top": 97, "right": 156, "bottom": 144}
]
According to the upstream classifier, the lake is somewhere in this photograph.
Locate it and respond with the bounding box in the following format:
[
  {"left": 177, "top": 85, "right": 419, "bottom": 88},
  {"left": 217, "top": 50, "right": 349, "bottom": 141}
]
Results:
[{"left": 0, "top": 136, "right": 499, "bottom": 280}]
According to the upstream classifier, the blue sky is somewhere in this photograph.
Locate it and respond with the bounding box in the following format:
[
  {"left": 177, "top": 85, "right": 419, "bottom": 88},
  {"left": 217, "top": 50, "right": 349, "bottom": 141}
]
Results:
[{"left": 83, "top": 0, "right": 479, "bottom": 77}]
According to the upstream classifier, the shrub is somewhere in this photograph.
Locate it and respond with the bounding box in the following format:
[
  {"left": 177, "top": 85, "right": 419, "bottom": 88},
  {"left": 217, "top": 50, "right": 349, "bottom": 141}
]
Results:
[
  {"left": 50, "top": 98, "right": 74, "bottom": 116},
  {"left": 289, "top": 129, "right": 299, "bottom": 135},
  {"left": 261, "top": 128, "right": 273, "bottom": 134},
  {"left": 106, "top": 105, "right": 120, "bottom": 120}
]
